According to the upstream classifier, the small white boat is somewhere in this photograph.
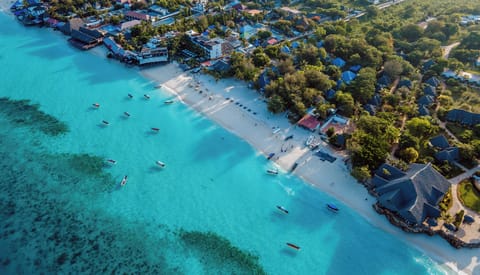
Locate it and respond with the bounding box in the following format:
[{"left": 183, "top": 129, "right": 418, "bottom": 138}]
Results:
[
  {"left": 164, "top": 100, "right": 174, "bottom": 104},
  {"left": 92, "top": 103, "right": 100, "bottom": 108},
  {"left": 327, "top": 203, "right": 339, "bottom": 212},
  {"left": 267, "top": 169, "right": 278, "bottom": 175},
  {"left": 156, "top": 161, "right": 166, "bottom": 168},
  {"left": 106, "top": 159, "right": 117, "bottom": 165},
  {"left": 102, "top": 120, "right": 110, "bottom": 125},
  {"left": 272, "top": 127, "right": 281, "bottom": 134},
  {"left": 124, "top": 111, "right": 131, "bottom": 117},
  {"left": 120, "top": 175, "right": 128, "bottom": 186},
  {"left": 276, "top": 205, "right": 289, "bottom": 214},
  {"left": 144, "top": 94, "right": 151, "bottom": 100},
  {"left": 306, "top": 135, "right": 314, "bottom": 146}
]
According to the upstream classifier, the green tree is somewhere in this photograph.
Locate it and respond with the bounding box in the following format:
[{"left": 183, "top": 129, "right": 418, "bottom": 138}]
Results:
[
  {"left": 334, "top": 91, "right": 355, "bottom": 117},
  {"left": 304, "top": 69, "right": 334, "bottom": 91},
  {"left": 348, "top": 67, "right": 376, "bottom": 104},
  {"left": 383, "top": 59, "right": 404, "bottom": 79},
  {"left": 405, "top": 117, "right": 437, "bottom": 138},
  {"left": 399, "top": 147, "right": 419, "bottom": 163},
  {"left": 351, "top": 166, "right": 371, "bottom": 183},
  {"left": 399, "top": 133, "right": 420, "bottom": 150},
  {"left": 400, "top": 24, "right": 424, "bottom": 42},
  {"left": 252, "top": 52, "right": 270, "bottom": 67},
  {"left": 267, "top": 94, "right": 286, "bottom": 113}
]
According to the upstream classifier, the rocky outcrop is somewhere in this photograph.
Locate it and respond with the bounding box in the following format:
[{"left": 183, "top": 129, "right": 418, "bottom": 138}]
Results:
[{"left": 373, "top": 203, "right": 480, "bottom": 249}]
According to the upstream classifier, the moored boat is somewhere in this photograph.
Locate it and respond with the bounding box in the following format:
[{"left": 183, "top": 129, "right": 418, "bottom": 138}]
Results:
[
  {"left": 120, "top": 175, "right": 128, "bottom": 186},
  {"left": 124, "top": 111, "right": 131, "bottom": 117},
  {"left": 128, "top": 93, "right": 133, "bottom": 98},
  {"left": 272, "top": 127, "right": 281, "bottom": 134},
  {"left": 156, "top": 161, "right": 166, "bottom": 168},
  {"left": 102, "top": 120, "right": 110, "bottom": 125},
  {"left": 106, "top": 159, "right": 117, "bottom": 165},
  {"left": 286, "top": 243, "right": 300, "bottom": 250},
  {"left": 144, "top": 94, "right": 151, "bottom": 99},
  {"left": 326, "top": 203, "right": 339, "bottom": 212},
  {"left": 151, "top": 127, "right": 160, "bottom": 132},
  {"left": 290, "top": 162, "right": 298, "bottom": 172},
  {"left": 276, "top": 205, "right": 289, "bottom": 214},
  {"left": 92, "top": 103, "right": 100, "bottom": 108},
  {"left": 164, "top": 100, "right": 174, "bottom": 104},
  {"left": 267, "top": 169, "right": 278, "bottom": 175},
  {"left": 305, "top": 135, "right": 314, "bottom": 146}
]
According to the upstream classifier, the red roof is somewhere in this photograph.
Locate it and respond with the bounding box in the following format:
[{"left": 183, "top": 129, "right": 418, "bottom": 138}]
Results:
[
  {"left": 125, "top": 11, "right": 150, "bottom": 21},
  {"left": 298, "top": 114, "right": 321, "bottom": 130},
  {"left": 267, "top": 38, "right": 278, "bottom": 45}
]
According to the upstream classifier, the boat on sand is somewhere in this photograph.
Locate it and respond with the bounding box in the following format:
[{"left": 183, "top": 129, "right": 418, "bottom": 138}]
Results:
[
  {"left": 267, "top": 169, "right": 278, "bottom": 175},
  {"left": 326, "top": 203, "right": 339, "bottom": 212}
]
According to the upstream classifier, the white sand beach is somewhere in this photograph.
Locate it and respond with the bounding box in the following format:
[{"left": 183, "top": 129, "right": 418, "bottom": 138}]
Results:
[{"left": 141, "top": 62, "right": 479, "bottom": 275}]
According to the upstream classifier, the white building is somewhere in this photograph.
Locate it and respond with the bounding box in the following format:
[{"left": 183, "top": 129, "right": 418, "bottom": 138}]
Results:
[{"left": 191, "top": 36, "right": 224, "bottom": 59}]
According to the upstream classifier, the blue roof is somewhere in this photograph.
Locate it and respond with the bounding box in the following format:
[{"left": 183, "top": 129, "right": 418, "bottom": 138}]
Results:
[
  {"left": 332, "top": 57, "right": 346, "bottom": 68},
  {"left": 377, "top": 74, "right": 391, "bottom": 87},
  {"left": 429, "top": 135, "right": 450, "bottom": 150},
  {"left": 324, "top": 89, "right": 336, "bottom": 100},
  {"left": 369, "top": 94, "right": 382, "bottom": 106},
  {"left": 435, "top": 147, "right": 459, "bottom": 163},
  {"left": 317, "top": 41, "right": 324, "bottom": 48},
  {"left": 349, "top": 65, "right": 361, "bottom": 72},
  {"left": 374, "top": 163, "right": 451, "bottom": 225},
  {"left": 364, "top": 104, "right": 376, "bottom": 115},
  {"left": 281, "top": 46, "right": 290, "bottom": 54},
  {"left": 425, "top": 76, "right": 440, "bottom": 87},
  {"left": 417, "top": 95, "right": 434, "bottom": 106},
  {"left": 446, "top": 109, "right": 480, "bottom": 127},
  {"left": 336, "top": 79, "right": 343, "bottom": 89},
  {"left": 341, "top": 71, "right": 356, "bottom": 84},
  {"left": 423, "top": 85, "right": 436, "bottom": 97},
  {"left": 398, "top": 79, "right": 413, "bottom": 89},
  {"left": 418, "top": 105, "right": 430, "bottom": 116},
  {"left": 257, "top": 71, "right": 270, "bottom": 89},
  {"left": 291, "top": 41, "right": 300, "bottom": 49}
]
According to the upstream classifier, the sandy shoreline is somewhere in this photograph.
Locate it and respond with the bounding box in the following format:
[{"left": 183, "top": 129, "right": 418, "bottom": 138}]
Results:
[
  {"left": 0, "top": 2, "right": 477, "bottom": 273},
  {"left": 141, "top": 63, "right": 478, "bottom": 274}
]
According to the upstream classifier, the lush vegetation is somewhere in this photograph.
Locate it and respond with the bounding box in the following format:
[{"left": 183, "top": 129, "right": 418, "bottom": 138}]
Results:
[
  {"left": 38, "top": 0, "right": 480, "bottom": 178},
  {"left": 458, "top": 179, "right": 480, "bottom": 212}
]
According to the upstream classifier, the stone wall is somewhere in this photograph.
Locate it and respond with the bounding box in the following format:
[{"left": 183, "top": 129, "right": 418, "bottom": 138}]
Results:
[{"left": 373, "top": 203, "right": 480, "bottom": 249}]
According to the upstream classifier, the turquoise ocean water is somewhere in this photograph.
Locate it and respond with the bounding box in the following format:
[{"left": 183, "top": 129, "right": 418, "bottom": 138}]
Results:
[{"left": 0, "top": 12, "right": 449, "bottom": 274}]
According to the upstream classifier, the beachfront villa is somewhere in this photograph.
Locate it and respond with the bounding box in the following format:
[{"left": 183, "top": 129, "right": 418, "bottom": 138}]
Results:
[
  {"left": 189, "top": 35, "right": 224, "bottom": 60},
  {"left": 372, "top": 163, "right": 451, "bottom": 226},
  {"left": 446, "top": 109, "right": 480, "bottom": 127}
]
